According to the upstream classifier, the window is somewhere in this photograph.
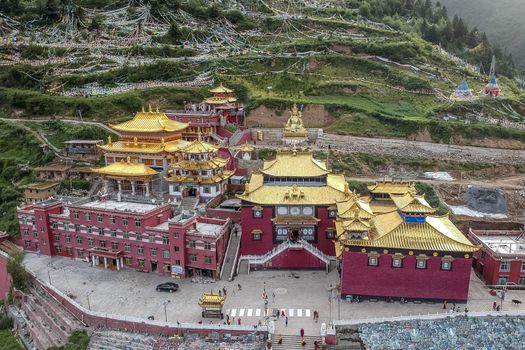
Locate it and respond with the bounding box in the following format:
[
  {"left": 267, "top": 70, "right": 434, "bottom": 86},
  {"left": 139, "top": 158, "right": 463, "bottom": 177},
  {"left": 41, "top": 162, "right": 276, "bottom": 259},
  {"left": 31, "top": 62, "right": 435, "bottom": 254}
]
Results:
[
  {"left": 252, "top": 230, "right": 261, "bottom": 241},
  {"left": 138, "top": 259, "right": 145, "bottom": 267},
  {"left": 124, "top": 257, "right": 132, "bottom": 266},
  {"left": 55, "top": 245, "right": 62, "bottom": 253},
  {"left": 124, "top": 244, "right": 131, "bottom": 252},
  {"left": 99, "top": 240, "right": 106, "bottom": 248},
  {"left": 40, "top": 227, "right": 44, "bottom": 232},
  {"left": 500, "top": 260, "right": 510, "bottom": 272},
  {"left": 66, "top": 247, "right": 73, "bottom": 256},
  {"left": 52, "top": 222, "right": 58, "bottom": 229},
  {"left": 190, "top": 254, "right": 197, "bottom": 262},
  {"left": 136, "top": 233, "right": 142, "bottom": 241},
  {"left": 172, "top": 233, "right": 179, "bottom": 239},
  {"left": 203, "top": 186, "right": 210, "bottom": 194},
  {"left": 163, "top": 250, "right": 170, "bottom": 259},
  {"left": 392, "top": 255, "right": 403, "bottom": 268},
  {"left": 416, "top": 258, "right": 427, "bottom": 269},
  {"left": 123, "top": 232, "right": 129, "bottom": 239},
  {"left": 41, "top": 239, "right": 46, "bottom": 246},
  {"left": 23, "top": 229, "right": 28, "bottom": 236},
  {"left": 38, "top": 214, "right": 42, "bottom": 220},
  {"left": 368, "top": 256, "right": 378, "bottom": 267},
  {"left": 87, "top": 226, "right": 93, "bottom": 234},
  {"left": 75, "top": 224, "right": 80, "bottom": 233},
  {"left": 34, "top": 231, "right": 38, "bottom": 238},
  {"left": 53, "top": 234, "right": 60, "bottom": 241},
  {"left": 135, "top": 218, "right": 142, "bottom": 227},
  {"left": 64, "top": 223, "right": 69, "bottom": 231},
  {"left": 110, "top": 216, "right": 116, "bottom": 224},
  {"left": 97, "top": 214, "right": 103, "bottom": 223},
  {"left": 328, "top": 210, "right": 337, "bottom": 218},
  {"left": 519, "top": 276, "right": 525, "bottom": 285},
  {"left": 253, "top": 209, "right": 263, "bottom": 219},
  {"left": 111, "top": 230, "right": 117, "bottom": 237},
  {"left": 88, "top": 238, "right": 94, "bottom": 247},
  {"left": 122, "top": 217, "right": 128, "bottom": 226},
  {"left": 326, "top": 229, "right": 335, "bottom": 239},
  {"left": 173, "top": 246, "right": 180, "bottom": 252},
  {"left": 76, "top": 249, "right": 84, "bottom": 258},
  {"left": 65, "top": 235, "right": 71, "bottom": 243},
  {"left": 150, "top": 248, "right": 157, "bottom": 256},
  {"left": 188, "top": 240, "right": 196, "bottom": 248},
  {"left": 204, "top": 242, "right": 212, "bottom": 250},
  {"left": 111, "top": 242, "right": 119, "bottom": 251},
  {"left": 76, "top": 236, "right": 82, "bottom": 244},
  {"left": 497, "top": 276, "right": 509, "bottom": 285},
  {"left": 85, "top": 212, "right": 91, "bottom": 221},
  {"left": 204, "top": 256, "right": 212, "bottom": 264},
  {"left": 162, "top": 236, "right": 169, "bottom": 245},
  {"left": 522, "top": 262, "right": 525, "bottom": 272},
  {"left": 175, "top": 259, "right": 181, "bottom": 265},
  {"left": 441, "top": 260, "right": 452, "bottom": 270},
  {"left": 149, "top": 235, "right": 155, "bottom": 243},
  {"left": 73, "top": 212, "right": 79, "bottom": 219},
  {"left": 137, "top": 246, "right": 144, "bottom": 254}
]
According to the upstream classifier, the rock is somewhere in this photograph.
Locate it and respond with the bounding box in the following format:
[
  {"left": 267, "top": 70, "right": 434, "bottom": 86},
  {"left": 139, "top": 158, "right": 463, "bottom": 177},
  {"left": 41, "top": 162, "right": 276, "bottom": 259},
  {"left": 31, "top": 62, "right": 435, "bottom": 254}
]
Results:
[{"left": 464, "top": 187, "right": 508, "bottom": 214}]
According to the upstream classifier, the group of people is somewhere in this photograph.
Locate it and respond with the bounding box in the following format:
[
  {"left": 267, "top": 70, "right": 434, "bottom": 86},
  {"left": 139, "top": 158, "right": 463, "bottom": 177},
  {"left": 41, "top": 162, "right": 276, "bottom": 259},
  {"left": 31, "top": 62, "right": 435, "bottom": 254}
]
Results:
[{"left": 276, "top": 328, "right": 320, "bottom": 349}]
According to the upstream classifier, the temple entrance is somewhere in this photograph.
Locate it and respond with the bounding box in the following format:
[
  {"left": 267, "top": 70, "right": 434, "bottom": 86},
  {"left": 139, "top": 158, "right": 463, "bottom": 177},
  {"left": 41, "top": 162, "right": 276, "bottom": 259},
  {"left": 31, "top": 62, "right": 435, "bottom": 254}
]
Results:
[
  {"left": 112, "top": 258, "right": 117, "bottom": 268},
  {"left": 290, "top": 229, "right": 300, "bottom": 241},
  {"left": 151, "top": 261, "right": 157, "bottom": 272},
  {"left": 188, "top": 188, "right": 197, "bottom": 197}
]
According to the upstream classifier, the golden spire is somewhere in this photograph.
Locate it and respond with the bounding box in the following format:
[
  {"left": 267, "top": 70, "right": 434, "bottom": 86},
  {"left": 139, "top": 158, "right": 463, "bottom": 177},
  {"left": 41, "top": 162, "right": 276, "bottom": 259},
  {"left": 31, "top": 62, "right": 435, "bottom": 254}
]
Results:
[
  {"left": 108, "top": 135, "right": 112, "bottom": 146},
  {"left": 126, "top": 155, "right": 131, "bottom": 163}
]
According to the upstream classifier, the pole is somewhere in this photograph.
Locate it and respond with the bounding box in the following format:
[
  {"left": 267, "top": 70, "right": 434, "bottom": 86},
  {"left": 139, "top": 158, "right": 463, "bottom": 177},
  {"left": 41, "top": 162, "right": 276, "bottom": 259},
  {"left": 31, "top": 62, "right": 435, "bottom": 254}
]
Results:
[
  {"left": 87, "top": 294, "right": 91, "bottom": 310},
  {"left": 47, "top": 270, "right": 51, "bottom": 285},
  {"left": 164, "top": 300, "right": 171, "bottom": 322}
]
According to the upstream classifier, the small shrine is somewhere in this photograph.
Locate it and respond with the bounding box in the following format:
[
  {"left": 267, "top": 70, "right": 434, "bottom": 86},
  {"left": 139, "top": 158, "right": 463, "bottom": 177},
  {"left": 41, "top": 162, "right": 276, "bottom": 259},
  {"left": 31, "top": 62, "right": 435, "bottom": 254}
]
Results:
[
  {"left": 198, "top": 293, "right": 225, "bottom": 319},
  {"left": 451, "top": 79, "right": 474, "bottom": 100},
  {"left": 282, "top": 104, "right": 308, "bottom": 145}
]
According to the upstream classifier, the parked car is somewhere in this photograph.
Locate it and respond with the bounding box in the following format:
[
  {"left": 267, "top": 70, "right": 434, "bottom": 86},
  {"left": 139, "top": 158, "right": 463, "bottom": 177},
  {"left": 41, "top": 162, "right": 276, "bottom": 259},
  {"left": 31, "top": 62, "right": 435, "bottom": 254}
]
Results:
[{"left": 156, "top": 282, "right": 179, "bottom": 293}]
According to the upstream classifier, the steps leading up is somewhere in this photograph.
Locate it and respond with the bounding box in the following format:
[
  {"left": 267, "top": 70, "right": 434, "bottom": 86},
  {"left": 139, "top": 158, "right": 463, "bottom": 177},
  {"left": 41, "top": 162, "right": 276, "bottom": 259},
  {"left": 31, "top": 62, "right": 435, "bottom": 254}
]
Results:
[{"left": 272, "top": 334, "right": 323, "bottom": 350}]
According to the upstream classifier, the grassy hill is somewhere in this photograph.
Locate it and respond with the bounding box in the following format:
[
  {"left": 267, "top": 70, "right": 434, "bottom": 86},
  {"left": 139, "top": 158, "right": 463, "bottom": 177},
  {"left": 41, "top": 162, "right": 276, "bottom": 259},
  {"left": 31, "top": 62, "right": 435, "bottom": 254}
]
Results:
[{"left": 435, "top": 0, "right": 525, "bottom": 71}]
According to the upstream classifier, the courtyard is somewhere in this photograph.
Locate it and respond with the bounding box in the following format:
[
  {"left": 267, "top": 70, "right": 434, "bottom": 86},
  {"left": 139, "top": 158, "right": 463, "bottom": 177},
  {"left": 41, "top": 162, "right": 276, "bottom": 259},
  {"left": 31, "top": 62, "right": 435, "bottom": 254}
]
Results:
[{"left": 23, "top": 253, "right": 525, "bottom": 336}]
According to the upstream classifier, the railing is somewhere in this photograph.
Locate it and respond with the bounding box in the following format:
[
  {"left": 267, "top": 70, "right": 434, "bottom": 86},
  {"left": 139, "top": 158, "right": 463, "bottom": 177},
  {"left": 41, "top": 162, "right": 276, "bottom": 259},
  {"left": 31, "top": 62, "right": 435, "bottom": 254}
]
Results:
[{"left": 239, "top": 239, "right": 333, "bottom": 265}]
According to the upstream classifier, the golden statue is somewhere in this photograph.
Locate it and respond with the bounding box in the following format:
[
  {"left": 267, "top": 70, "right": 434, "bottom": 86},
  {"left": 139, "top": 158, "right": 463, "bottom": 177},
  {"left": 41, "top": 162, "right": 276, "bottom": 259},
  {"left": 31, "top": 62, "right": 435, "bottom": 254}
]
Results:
[{"left": 283, "top": 103, "right": 307, "bottom": 144}]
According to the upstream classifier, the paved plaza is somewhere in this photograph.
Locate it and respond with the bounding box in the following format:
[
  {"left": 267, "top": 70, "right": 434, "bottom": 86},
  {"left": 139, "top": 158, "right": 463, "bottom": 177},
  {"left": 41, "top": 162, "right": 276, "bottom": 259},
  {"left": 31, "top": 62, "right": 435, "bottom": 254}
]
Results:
[{"left": 24, "top": 253, "right": 525, "bottom": 337}]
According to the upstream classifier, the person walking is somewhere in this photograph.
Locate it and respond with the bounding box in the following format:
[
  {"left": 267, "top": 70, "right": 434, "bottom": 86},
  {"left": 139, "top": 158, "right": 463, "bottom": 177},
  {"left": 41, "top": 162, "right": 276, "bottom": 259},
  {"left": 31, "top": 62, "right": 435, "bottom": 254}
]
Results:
[
  {"left": 443, "top": 300, "right": 447, "bottom": 310},
  {"left": 285, "top": 316, "right": 288, "bottom": 327},
  {"left": 272, "top": 292, "right": 275, "bottom": 303},
  {"left": 238, "top": 284, "right": 242, "bottom": 291},
  {"left": 223, "top": 287, "right": 227, "bottom": 296},
  {"left": 300, "top": 327, "right": 304, "bottom": 338},
  {"left": 314, "top": 341, "right": 319, "bottom": 350},
  {"left": 301, "top": 340, "right": 306, "bottom": 347},
  {"left": 238, "top": 318, "right": 241, "bottom": 325},
  {"left": 493, "top": 301, "right": 497, "bottom": 311},
  {"left": 278, "top": 336, "right": 283, "bottom": 345}
]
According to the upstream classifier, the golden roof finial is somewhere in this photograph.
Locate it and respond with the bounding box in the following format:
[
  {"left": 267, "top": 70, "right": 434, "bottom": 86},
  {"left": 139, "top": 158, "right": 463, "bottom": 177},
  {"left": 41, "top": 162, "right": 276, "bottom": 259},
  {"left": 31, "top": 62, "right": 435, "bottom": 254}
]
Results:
[
  {"left": 107, "top": 135, "right": 112, "bottom": 146},
  {"left": 133, "top": 136, "right": 138, "bottom": 146},
  {"left": 148, "top": 104, "right": 152, "bottom": 113},
  {"left": 126, "top": 155, "right": 131, "bottom": 163}
]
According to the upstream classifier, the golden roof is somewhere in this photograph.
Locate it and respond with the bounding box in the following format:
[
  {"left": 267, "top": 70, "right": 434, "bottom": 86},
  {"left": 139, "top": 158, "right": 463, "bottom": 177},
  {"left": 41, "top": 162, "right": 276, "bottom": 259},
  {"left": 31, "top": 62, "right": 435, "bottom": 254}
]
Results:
[
  {"left": 237, "top": 173, "right": 349, "bottom": 205},
  {"left": 337, "top": 211, "right": 478, "bottom": 253},
  {"left": 181, "top": 139, "right": 219, "bottom": 154},
  {"left": 98, "top": 139, "right": 190, "bottom": 154},
  {"left": 283, "top": 104, "right": 307, "bottom": 137},
  {"left": 238, "top": 142, "right": 255, "bottom": 152},
  {"left": 391, "top": 193, "right": 436, "bottom": 214},
  {"left": 369, "top": 199, "right": 397, "bottom": 214},
  {"left": 342, "top": 219, "right": 371, "bottom": 232},
  {"left": 368, "top": 181, "right": 416, "bottom": 195},
  {"left": 165, "top": 170, "right": 234, "bottom": 184},
  {"left": 204, "top": 96, "right": 238, "bottom": 104},
  {"left": 198, "top": 293, "right": 225, "bottom": 307},
  {"left": 261, "top": 148, "right": 328, "bottom": 177},
  {"left": 110, "top": 106, "right": 188, "bottom": 133},
  {"left": 172, "top": 157, "right": 228, "bottom": 171},
  {"left": 24, "top": 182, "right": 59, "bottom": 190},
  {"left": 209, "top": 83, "right": 233, "bottom": 94},
  {"left": 92, "top": 159, "right": 158, "bottom": 177},
  {"left": 336, "top": 197, "right": 374, "bottom": 220}
]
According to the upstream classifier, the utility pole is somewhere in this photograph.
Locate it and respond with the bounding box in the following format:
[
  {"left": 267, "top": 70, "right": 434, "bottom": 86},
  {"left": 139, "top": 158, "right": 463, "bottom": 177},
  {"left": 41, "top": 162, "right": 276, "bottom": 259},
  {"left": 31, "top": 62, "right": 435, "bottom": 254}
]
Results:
[
  {"left": 164, "top": 300, "right": 171, "bottom": 322},
  {"left": 86, "top": 290, "right": 94, "bottom": 311}
]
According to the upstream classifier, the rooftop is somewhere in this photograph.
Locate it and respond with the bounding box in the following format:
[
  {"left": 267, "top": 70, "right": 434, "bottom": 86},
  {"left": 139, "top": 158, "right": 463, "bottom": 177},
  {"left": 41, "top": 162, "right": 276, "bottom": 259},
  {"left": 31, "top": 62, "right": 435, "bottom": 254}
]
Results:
[
  {"left": 63, "top": 140, "right": 103, "bottom": 144},
  {"left": 193, "top": 222, "right": 224, "bottom": 237},
  {"left": 24, "top": 181, "right": 59, "bottom": 190},
  {"left": 110, "top": 106, "right": 188, "bottom": 133},
  {"left": 471, "top": 231, "right": 525, "bottom": 255},
  {"left": 78, "top": 200, "right": 160, "bottom": 213},
  {"left": 261, "top": 148, "right": 328, "bottom": 177},
  {"left": 91, "top": 160, "right": 158, "bottom": 177}
]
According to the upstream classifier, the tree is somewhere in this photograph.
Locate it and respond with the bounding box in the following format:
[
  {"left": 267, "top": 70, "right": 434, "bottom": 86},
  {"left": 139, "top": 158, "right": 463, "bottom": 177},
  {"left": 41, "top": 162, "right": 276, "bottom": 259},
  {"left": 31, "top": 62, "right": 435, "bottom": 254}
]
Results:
[{"left": 6, "top": 250, "right": 28, "bottom": 292}]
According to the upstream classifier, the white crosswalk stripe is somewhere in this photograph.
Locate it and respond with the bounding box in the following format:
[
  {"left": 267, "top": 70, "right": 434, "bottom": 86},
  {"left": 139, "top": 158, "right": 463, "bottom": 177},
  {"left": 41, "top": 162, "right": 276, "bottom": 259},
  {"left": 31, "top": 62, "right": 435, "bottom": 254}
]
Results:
[
  {"left": 289, "top": 309, "right": 294, "bottom": 317},
  {"left": 231, "top": 309, "right": 237, "bottom": 317},
  {"left": 255, "top": 308, "right": 261, "bottom": 317},
  {"left": 297, "top": 309, "right": 303, "bottom": 317},
  {"left": 305, "top": 309, "right": 311, "bottom": 317},
  {"left": 230, "top": 307, "right": 315, "bottom": 318},
  {"left": 239, "top": 308, "right": 245, "bottom": 317},
  {"left": 247, "top": 308, "right": 253, "bottom": 317}
]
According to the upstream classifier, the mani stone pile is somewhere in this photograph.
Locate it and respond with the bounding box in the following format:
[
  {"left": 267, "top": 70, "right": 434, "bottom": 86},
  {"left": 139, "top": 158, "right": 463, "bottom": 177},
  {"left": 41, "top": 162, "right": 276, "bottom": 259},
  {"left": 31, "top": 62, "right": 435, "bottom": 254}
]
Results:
[{"left": 359, "top": 316, "right": 525, "bottom": 350}]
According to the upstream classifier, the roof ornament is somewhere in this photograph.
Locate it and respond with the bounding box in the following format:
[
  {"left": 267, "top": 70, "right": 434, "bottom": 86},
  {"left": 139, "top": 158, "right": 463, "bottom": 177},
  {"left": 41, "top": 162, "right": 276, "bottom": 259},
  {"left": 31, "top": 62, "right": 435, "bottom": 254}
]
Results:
[
  {"left": 126, "top": 156, "right": 131, "bottom": 163},
  {"left": 107, "top": 135, "right": 112, "bottom": 146},
  {"left": 161, "top": 138, "right": 165, "bottom": 147},
  {"left": 133, "top": 137, "right": 138, "bottom": 146}
]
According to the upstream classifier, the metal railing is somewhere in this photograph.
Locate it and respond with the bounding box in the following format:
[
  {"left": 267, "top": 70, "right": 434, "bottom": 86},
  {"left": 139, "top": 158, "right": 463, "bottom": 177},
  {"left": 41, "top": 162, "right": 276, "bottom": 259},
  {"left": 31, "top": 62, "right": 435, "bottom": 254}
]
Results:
[{"left": 239, "top": 239, "right": 333, "bottom": 265}]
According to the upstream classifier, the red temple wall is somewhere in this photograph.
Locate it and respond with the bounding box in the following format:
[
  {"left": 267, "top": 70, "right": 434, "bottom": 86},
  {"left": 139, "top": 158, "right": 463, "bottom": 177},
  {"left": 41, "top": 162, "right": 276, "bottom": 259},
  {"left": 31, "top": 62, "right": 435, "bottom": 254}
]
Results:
[
  {"left": 473, "top": 249, "right": 524, "bottom": 285},
  {"left": 0, "top": 253, "right": 10, "bottom": 300},
  {"left": 341, "top": 252, "right": 472, "bottom": 301},
  {"left": 240, "top": 207, "right": 275, "bottom": 256}
]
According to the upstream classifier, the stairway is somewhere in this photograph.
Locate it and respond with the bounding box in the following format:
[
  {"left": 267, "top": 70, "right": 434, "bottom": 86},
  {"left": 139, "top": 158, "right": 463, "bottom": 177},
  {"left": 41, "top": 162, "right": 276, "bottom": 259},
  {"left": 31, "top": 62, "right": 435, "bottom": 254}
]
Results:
[
  {"left": 180, "top": 196, "right": 199, "bottom": 212},
  {"left": 272, "top": 334, "right": 323, "bottom": 350},
  {"left": 220, "top": 226, "right": 241, "bottom": 280}
]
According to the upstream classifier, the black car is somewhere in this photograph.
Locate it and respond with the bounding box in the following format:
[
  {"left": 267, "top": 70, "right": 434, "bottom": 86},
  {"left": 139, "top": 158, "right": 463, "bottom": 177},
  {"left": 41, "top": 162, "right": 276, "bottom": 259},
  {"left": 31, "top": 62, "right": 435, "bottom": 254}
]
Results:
[{"left": 156, "top": 282, "right": 179, "bottom": 293}]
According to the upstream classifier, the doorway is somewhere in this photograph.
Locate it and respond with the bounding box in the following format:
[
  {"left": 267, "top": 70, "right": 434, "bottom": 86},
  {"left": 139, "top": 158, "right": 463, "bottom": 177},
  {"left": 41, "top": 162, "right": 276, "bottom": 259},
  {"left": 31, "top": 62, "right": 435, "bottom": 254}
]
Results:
[
  {"left": 151, "top": 261, "right": 158, "bottom": 272},
  {"left": 291, "top": 229, "right": 300, "bottom": 241},
  {"left": 188, "top": 188, "right": 197, "bottom": 197}
]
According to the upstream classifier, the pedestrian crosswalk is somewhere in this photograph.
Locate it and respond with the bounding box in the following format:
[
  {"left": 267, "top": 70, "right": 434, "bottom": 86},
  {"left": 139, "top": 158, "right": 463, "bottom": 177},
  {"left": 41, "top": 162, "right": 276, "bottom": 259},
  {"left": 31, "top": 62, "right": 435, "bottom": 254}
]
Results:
[{"left": 227, "top": 307, "right": 313, "bottom": 318}]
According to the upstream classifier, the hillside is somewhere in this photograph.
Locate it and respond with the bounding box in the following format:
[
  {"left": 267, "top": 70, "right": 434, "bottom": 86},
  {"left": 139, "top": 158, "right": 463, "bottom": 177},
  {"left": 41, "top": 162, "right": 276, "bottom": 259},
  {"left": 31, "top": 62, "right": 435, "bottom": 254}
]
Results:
[
  {"left": 0, "top": 0, "right": 523, "bottom": 143},
  {"left": 435, "top": 0, "right": 525, "bottom": 70}
]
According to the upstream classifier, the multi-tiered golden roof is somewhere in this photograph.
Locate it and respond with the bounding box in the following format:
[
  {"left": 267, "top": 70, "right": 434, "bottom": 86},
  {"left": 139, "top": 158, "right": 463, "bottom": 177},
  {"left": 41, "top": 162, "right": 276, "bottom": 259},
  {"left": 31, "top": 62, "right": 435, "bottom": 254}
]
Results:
[
  {"left": 91, "top": 158, "right": 159, "bottom": 178},
  {"left": 205, "top": 83, "right": 238, "bottom": 104},
  {"left": 110, "top": 106, "right": 188, "bottom": 133}
]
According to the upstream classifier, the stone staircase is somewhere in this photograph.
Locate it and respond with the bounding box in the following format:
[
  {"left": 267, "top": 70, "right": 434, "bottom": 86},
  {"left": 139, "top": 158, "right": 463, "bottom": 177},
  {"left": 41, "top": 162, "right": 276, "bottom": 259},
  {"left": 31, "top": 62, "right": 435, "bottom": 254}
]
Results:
[
  {"left": 220, "top": 226, "right": 241, "bottom": 280},
  {"left": 180, "top": 196, "right": 199, "bottom": 212},
  {"left": 272, "top": 334, "right": 323, "bottom": 350},
  {"left": 88, "top": 330, "right": 181, "bottom": 350},
  {"left": 209, "top": 132, "right": 227, "bottom": 145},
  {"left": 239, "top": 239, "right": 332, "bottom": 268},
  {"left": 229, "top": 128, "right": 248, "bottom": 146}
]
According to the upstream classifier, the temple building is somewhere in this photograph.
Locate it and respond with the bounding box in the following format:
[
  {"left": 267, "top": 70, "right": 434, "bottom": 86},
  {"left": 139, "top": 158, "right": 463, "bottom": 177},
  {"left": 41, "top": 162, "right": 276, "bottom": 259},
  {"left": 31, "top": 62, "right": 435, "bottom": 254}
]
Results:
[
  {"left": 237, "top": 147, "right": 352, "bottom": 271},
  {"left": 282, "top": 104, "right": 308, "bottom": 145},
  {"left": 98, "top": 105, "right": 189, "bottom": 172},
  {"left": 165, "top": 137, "right": 234, "bottom": 202},
  {"left": 334, "top": 187, "right": 479, "bottom": 302},
  {"left": 165, "top": 83, "right": 244, "bottom": 142}
]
